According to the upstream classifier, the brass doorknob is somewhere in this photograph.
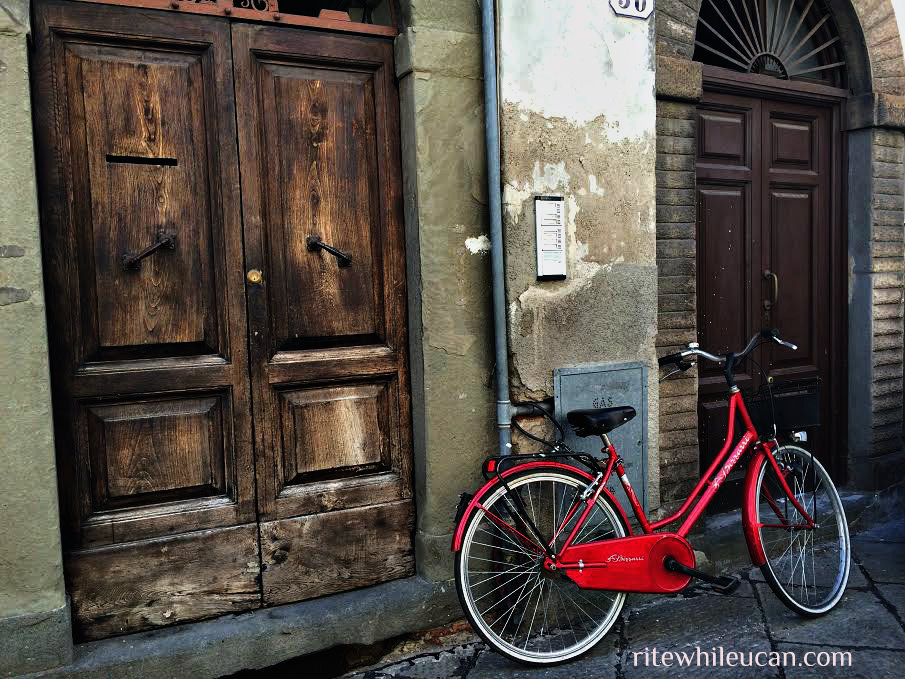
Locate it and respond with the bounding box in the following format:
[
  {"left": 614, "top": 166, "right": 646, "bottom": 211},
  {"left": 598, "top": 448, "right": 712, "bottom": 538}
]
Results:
[{"left": 246, "top": 269, "right": 263, "bottom": 285}]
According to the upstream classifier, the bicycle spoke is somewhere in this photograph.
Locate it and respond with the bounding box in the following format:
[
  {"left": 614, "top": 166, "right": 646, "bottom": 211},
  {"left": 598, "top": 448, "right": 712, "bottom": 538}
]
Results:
[
  {"left": 481, "top": 569, "right": 536, "bottom": 619},
  {"left": 469, "top": 566, "right": 537, "bottom": 587},
  {"left": 472, "top": 568, "right": 540, "bottom": 603},
  {"left": 471, "top": 539, "right": 536, "bottom": 557},
  {"left": 553, "top": 582, "right": 579, "bottom": 645},
  {"left": 495, "top": 572, "right": 543, "bottom": 637},
  {"left": 478, "top": 524, "right": 536, "bottom": 559}
]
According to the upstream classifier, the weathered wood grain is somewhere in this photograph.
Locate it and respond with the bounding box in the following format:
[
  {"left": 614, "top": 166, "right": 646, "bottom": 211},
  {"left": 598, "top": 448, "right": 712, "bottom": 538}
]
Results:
[
  {"left": 260, "top": 501, "right": 414, "bottom": 606},
  {"left": 66, "top": 524, "right": 261, "bottom": 641},
  {"left": 32, "top": 0, "right": 260, "bottom": 639},
  {"left": 232, "top": 24, "right": 414, "bottom": 526}
]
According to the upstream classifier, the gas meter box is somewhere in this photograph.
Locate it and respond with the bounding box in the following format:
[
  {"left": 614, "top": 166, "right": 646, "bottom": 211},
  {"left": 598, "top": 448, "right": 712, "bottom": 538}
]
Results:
[{"left": 554, "top": 361, "right": 649, "bottom": 510}]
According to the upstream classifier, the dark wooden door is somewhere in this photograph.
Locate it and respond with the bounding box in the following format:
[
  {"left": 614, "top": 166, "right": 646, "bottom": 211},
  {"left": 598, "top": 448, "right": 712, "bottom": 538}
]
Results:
[
  {"left": 696, "top": 88, "right": 844, "bottom": 497},
  {"left": 34, "top": 0, "right": 413, "bottom": 640},
  {"left": 231, "top": 24, "right": 414, "bottom": 605},
  {"left": 32, "top": 1, "right": 259, "bottom": 640}
]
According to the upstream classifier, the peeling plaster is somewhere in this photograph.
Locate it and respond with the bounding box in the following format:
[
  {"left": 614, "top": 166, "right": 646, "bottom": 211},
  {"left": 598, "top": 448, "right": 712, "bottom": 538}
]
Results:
[
  {"left": 498, "top": 0, "right": 655, "bottom": 140},
  {"left": 496, "top": 0, "right": 657, "bottom": 414}
]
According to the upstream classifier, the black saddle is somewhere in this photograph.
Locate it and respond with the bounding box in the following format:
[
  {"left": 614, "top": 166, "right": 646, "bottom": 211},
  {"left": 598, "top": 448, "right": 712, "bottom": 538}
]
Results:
[{"left": 567, "top": 406, "right": 636, "bottom": 438}]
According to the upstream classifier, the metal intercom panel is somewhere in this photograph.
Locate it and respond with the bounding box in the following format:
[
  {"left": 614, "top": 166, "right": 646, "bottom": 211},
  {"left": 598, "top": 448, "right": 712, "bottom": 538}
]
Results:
[
  {"left": 554, "top": 361, "right": 648, "bottom": 511},
  {"left": 535, "top": 196, "right": 566, "bottom": 279}
]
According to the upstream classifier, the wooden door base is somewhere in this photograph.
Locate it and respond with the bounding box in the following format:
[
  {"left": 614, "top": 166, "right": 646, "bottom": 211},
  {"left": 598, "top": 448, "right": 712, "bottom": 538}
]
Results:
[
  {"left": 260, "top": 500, "right": 414, "bottom": 606},
  {"left": 66, "top": 524, "right": 261, "bottom": 641}
]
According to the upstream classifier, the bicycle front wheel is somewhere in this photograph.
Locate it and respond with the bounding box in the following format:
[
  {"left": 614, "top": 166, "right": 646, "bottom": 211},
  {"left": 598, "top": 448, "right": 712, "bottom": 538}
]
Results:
[
  {"left": 754, "top": 445, "right": 850, "bottom": 616},
  {"left": 455, "top": 467, "right": 628, "bottom": 665}
]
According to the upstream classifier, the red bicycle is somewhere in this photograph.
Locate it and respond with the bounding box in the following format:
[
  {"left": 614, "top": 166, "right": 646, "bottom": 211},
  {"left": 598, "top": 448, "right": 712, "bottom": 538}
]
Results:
[{"left": 452, "top": 329, "right": 850, "bottom": 665}]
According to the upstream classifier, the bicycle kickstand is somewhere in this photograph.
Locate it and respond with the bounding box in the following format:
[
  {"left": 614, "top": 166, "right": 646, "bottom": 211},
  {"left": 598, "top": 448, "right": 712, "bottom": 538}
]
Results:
[{"left": 663, "top": 556, "right": 742, "bottom": 595}]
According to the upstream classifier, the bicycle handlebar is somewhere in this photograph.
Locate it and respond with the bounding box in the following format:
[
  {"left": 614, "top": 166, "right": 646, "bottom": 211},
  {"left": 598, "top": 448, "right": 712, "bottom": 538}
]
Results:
[{"left": 658, "top": 328, "right": 797, "bottom": 374}]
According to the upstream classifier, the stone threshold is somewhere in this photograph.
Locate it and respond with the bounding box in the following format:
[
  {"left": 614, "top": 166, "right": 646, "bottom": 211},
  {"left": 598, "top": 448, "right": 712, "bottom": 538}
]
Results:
[{"left": 20, "top": 577, "right": 459, "bottom": 679}]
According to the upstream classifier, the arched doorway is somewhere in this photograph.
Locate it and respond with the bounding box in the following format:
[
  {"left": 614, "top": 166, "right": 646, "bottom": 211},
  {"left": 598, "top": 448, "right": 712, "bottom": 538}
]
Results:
[
  {"left": 693, "top": 0, "right": 849, "bottom": 500},
  {"left": 654, "top": 0, "right": 905, "bottom": 508}
]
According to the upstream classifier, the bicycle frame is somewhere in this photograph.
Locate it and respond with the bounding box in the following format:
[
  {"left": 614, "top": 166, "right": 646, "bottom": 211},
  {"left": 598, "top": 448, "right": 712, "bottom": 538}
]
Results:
[
  {"left": 452, "top": 389, "right": 817, "bottom": 583},
  {"left": 570, "top": 390, "right": 815, "bottom": 545}
]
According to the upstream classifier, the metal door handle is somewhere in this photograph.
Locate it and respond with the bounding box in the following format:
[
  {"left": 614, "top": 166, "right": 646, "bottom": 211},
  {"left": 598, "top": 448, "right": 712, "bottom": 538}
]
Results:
[
  {"left": 122, "top": 231, "right": 177, "bottom": 271},
  {"left": 763, "top": 270, "right": 779, "bottom": 310},
  {"left": 306, "top": 235, "right": 352, "bottom": 267}
]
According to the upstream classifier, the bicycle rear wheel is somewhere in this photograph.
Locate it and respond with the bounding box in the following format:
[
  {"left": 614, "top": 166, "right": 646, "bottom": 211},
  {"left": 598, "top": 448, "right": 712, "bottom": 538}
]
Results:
[
  {"left": 754, "top": 445, "right": 849, "bottom": 616},
  {"left": 454, "top": 466, "right": 627, "bottom": 665}
]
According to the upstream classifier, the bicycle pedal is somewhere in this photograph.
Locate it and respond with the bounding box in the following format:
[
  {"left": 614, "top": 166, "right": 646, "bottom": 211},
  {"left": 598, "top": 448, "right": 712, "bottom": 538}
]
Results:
[{"left": 705, "top": 575, "right": 741, "bottom": 595}]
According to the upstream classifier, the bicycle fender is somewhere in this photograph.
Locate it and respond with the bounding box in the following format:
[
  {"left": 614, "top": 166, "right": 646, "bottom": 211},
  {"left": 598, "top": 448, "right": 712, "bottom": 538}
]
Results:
[
  {"left": 451, "top": 461, "right": 632, "bottom": 552},
  {"left": 743, "top": 447, "right": 769, "bottom": 567}
]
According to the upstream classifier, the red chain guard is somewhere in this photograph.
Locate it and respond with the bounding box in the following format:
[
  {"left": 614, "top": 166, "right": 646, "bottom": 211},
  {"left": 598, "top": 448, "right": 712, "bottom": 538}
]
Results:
[{"left": 558, "top": 533, "right": 695, "bottom": 593}]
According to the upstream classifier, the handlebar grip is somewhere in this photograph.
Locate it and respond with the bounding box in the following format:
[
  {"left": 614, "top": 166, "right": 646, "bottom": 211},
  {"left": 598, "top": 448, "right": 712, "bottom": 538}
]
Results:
[
  {"left": 759, "top": 327, "right": 797, "bottom": 350},
  {"left": 658, "top": 353, "right": 693, "bottom": 371},
  {"left": 658, "top": 353, "right": 682, "bottom": 368}
]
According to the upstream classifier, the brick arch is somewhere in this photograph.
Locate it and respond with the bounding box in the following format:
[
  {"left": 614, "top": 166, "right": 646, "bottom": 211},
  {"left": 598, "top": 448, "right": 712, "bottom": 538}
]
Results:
[{"left": 655, "top": 0, "right": 905, "bottom": 96}]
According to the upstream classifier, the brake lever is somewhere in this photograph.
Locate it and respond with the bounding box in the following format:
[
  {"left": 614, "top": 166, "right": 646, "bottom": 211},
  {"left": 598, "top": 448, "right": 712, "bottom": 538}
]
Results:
[{"left": 773, "top": 337, "right": 798, "bottom": 351}]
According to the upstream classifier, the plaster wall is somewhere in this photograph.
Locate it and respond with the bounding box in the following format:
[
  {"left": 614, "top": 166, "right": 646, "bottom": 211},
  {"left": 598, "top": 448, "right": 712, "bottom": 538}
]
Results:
[{"left": 497, "top": 0, "right": 661, "bottom": 507}]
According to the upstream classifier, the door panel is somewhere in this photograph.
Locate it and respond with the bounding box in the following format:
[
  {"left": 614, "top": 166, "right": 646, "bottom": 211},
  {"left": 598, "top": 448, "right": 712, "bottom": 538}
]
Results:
[
  {"left": 73, "top": 44, "right": 220, "bottom": 356},
  {"left": 761, "top": 101, "right": 831, "bottom": 393},
  {"left": 697, "top": 184, "right": 756, "bottom": 390},
  {"left": 280, "top": 382, "right": 390, "bottom": 479},
  {"left": 260, "top": 500, "right": 414, "bottom": 605},
  {"left": 231, "top": 24, "right": 413, "bottom": 603},
  {"left": 85, "top": 395, "right": 228, "bottom": 506},
  {"left": 695, "top": 93, "right": 762, "bottom": 487},
  {"left": 767, "top": 187, "right": 817, "bottom": 375},
  {"left": 262, "top": 64, "right": 383, "bottom": 346},
  {"left": 33, "top": 1, "right": 258, "bottom": 639}
]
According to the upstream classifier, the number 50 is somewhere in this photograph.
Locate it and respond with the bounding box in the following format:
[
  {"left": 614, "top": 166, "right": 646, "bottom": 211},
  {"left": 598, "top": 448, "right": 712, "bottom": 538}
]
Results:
[{"left": 612, "top": 0, "right": 654, "bottom": 19}]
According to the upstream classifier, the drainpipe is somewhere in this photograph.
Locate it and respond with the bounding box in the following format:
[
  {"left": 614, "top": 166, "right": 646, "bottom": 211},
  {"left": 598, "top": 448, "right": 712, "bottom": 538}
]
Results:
[{"left": 480, "top": 0, "right": 512, "bottom": 455}]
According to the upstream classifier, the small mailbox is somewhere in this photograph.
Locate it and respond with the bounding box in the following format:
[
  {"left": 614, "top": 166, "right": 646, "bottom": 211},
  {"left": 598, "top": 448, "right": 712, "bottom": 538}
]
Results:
[{"left": 554, "top": 361, "right": 648, "bottom": 511}]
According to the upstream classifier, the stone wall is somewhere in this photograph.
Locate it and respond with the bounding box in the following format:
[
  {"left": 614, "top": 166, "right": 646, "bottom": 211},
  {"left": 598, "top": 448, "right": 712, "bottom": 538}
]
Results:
[
  {"left": 853, "top": 0, "right": 905, "bottom": 95},
  {"left": 394, "top": 0, "right": 496, "bottom": 580},
  {"left": 848, "top": 127, "right": 905, "bottom": 487},
  {"left": 0, "top": 1, "right": 72, "bottom": 675},
  {"left": 654, "top": 92, "right": 700, "bottom": 510}
]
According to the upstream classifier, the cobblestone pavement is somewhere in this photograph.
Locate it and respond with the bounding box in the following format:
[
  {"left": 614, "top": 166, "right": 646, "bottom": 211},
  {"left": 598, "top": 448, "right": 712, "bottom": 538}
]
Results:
[{"left": 343, "top": 519, "right": 905, "bottom": 679}]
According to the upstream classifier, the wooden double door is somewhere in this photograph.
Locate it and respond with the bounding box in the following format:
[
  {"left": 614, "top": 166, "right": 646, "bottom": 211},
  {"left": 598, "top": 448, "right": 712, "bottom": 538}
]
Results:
[
  {"left": 33, "top": 0, "right": 413, "bottom": 640},
  {"left": 696, "top": 84, "right": 846, "bottom": 493}
]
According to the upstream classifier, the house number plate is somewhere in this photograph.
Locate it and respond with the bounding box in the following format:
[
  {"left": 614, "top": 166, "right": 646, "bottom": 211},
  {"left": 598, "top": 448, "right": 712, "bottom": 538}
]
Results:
[{"left": 610, "top": 0, "right": 654, "bottom": 20}]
